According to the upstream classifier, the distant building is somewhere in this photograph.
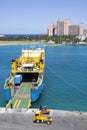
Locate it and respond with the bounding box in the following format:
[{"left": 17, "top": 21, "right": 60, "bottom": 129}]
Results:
[
  {"left": 48, "top": 23, "right": 55, "bottom": 36},
  {"left": 77, "top": 35, "right": 86, "bottom": 40},
  {"left": 69, "top": 25, "right": 80, "bottom": 35},
  {"left": 56, "top": 20, "right": 64, "bottom": 35},
  {"left": 56, "top": 19, "right": 70, "bottom": 35},
  {"left": 48, "top": 40, "right": 55, "bottom": 44},
  {"left": 79, "top": 23, "right": 83, "bottom": 36},
  {"left": 69, "top": 23, "right": 83, "bottom": 36},
  {"left": 64, "top": 19, "right": 71, "bottom": 35},
  {"left": 47, "top": 19, "right": 85, "bottom": 36},
  {"left": 83, "top": 29, "right": 87, "bottom": 36}
]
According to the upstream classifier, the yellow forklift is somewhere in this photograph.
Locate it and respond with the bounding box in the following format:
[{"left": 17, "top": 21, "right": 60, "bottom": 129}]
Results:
[{"left": 33, "top": 110, "right": 53, "bottom": 125}]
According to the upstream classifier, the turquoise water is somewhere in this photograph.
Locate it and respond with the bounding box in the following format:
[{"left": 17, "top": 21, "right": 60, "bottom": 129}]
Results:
[{"left": 0, "top": 44, "right": 87, "bottom": 111}]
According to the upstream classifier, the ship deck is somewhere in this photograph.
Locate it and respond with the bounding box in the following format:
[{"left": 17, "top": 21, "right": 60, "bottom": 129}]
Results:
[{"left": 6, "top": 82, "right": 32, "bottom": 109}]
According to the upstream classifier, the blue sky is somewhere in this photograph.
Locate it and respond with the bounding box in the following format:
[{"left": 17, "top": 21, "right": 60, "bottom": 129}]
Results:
[{"left": 0, "top": 0, "right": 87, "bottom": 34}]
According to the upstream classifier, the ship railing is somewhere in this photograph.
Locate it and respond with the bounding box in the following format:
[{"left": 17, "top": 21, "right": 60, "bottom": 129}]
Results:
[
  {"left": 32, "top": 79, "right": 38, "bottom": 86},
  {"left": 16, "top": 66, "right": 40, "bottom": 73},
  {"left": 37, "top": 75, "right": 43, "bottom": 87},
  {"left": 4, "top": 78, "right": 9, "bottom": 88},
  {"left": 32, "top": 75, "right": 43, "bottom": 88},
  {"left": 4, "top": 77, "right": 14, "bottom": 89}
]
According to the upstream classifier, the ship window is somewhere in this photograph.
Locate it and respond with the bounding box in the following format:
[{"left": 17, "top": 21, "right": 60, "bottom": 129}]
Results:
[{"left": 24, "top": 67, "right": 33, "bottom": 71}]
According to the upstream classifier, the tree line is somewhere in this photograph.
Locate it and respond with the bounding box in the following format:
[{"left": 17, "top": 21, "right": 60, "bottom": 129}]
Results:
[{"left": 0, "top": 35, "right": 87, "bottom": 44}]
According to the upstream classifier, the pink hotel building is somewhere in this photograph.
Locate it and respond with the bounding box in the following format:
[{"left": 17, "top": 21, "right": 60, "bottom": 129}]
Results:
[{"left": 48, "top": 19, "right": 87, "bottom": 36}]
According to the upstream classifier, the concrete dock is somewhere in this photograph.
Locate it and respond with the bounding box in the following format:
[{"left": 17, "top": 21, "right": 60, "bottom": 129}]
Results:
[{"left": 0, "top": 108, "right": 87, "bottom": 130}]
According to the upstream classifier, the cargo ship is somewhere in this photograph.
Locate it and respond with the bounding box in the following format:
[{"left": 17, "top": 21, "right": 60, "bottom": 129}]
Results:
[{"left": 4, "top": 47, "right": 45, "bottom": 109}]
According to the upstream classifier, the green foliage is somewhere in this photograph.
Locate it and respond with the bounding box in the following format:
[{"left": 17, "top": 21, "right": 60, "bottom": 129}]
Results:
[{"left": 0, "top": 35, "right": 86, "bottom": 45}]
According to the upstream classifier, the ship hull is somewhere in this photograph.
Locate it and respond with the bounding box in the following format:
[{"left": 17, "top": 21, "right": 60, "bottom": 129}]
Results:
[
  {"left": 4, "top": 89, "right": 11, "bottom": 102},
  {"left": 31, "top": 77, "right": 44, "bottom": 102}
]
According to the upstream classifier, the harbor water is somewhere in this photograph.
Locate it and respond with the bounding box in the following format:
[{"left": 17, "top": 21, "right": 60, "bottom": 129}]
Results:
[{"left": 0, "top": 44, "right": 87, "bottom": 111}]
